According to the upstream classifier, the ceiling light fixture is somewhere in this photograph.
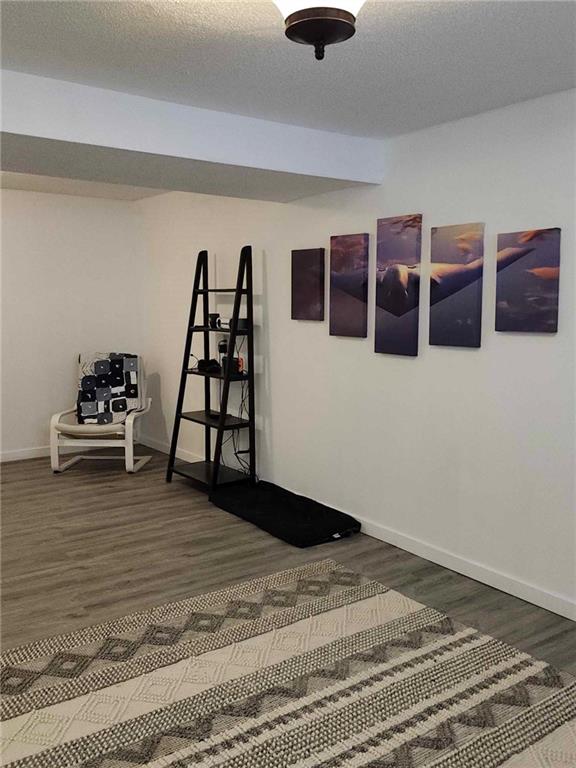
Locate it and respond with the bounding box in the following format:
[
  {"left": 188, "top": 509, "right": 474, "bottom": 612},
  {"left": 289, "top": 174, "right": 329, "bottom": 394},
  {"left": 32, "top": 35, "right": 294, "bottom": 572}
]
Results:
[{"left": 273, "top": 2, "right": 366, "bottom": 61}]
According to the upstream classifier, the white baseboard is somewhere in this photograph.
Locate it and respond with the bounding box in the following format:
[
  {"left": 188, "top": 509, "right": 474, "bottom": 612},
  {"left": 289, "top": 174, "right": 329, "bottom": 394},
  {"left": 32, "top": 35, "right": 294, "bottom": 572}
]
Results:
[
  {"left": 355, "top": 513, "right": 576, "bottom": 622},
  {"left": 1, "top": 445, "right": 49, "bottom": 462},
  {"left": 1, "top": 444, "right": 98, "bottom": 462},
  {"left": 139, "top": 434, "right": 202, "bottom": 464},
  {"left": 269, "top": 479, "right": 576, "bottom": 622}
]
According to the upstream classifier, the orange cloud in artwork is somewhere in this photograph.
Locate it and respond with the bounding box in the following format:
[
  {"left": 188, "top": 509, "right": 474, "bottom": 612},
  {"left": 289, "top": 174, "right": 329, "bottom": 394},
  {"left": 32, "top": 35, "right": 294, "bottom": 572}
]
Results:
[
  {"left": 455, "top": 229, "right": 483, "bottom": 255},
  {"left": 526, "top": 267, "right": 560, "bottom": 280},
  {"left": 518, "top": 229, "right": 550, "bottom": 243},
  {"left": 388, "top": 214, "right": 422, "bottom": 234}
]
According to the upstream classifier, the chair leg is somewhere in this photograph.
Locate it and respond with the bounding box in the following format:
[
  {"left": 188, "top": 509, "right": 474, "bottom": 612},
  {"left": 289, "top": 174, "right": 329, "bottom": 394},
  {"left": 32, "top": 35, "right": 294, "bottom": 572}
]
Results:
[
  {"left": 124, "top": 438, "right": 151, "bottom": 474},
  {"left": 51, "top": 430, "right": 82, "bottom": 473},
  {"left": 131, "top": 455, "right": 152, "bottom": 473},
  {"left": 55, "top": 455, "right": 83, "bottom": 473},
  {"left": 50, "top": 425, "right": 60, "bottom": 472},
  {"left": 125, "top": 429, "right": 135, "bottom": 474}
]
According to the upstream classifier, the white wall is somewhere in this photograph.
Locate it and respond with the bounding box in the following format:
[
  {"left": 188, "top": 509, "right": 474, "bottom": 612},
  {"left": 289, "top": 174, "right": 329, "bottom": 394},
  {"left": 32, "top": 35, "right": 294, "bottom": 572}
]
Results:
[
  {"left": 136, "top": 192, "right": 292, "bottom": 462},
  {"left": 1, "top": 190, "right": 145, "bottom": 460},
  {"left": 2, "top": 92, "right": 574, "bottom": 619},
  {"left": 270, "top": 91, "right": 576, "bottom": 619},
  {"left": 136, "top": 91, "right": 576, "bottom": 619}
]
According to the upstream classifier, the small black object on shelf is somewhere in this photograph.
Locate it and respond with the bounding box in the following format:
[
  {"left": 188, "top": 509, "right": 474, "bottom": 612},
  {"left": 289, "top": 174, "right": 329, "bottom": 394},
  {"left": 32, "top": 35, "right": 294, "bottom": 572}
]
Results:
[
  {"left": 197, "top": 358, "right": 221, "bottom": 374},
  {"left": 166, "top": 246, "right": 256, "bottom": 492},
  {"left": 222, "top": 356, "right": 240, "bottom": 375}
]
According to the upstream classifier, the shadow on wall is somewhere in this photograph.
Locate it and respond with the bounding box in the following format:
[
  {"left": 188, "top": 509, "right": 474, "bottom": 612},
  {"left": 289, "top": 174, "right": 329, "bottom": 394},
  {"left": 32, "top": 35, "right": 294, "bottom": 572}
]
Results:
[{"left": 139, "top": 371, "right": 169, "bottom": 449}]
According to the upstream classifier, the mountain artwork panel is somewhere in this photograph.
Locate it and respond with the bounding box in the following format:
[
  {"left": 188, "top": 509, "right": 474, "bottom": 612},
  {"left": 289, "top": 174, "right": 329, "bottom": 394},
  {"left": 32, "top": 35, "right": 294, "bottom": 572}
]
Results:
[
  {"left": 329, "top": 233, "right": 370, "bottom": 338},
  {"left": 291, "top": 248, "right": 325, "bottom": 321}
]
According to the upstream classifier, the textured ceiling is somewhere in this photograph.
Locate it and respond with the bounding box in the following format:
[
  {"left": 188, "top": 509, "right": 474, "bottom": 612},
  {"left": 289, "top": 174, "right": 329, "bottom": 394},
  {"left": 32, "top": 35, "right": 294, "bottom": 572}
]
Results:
[{"left": 2, "top": 1, "right": 575, "bottom": 138}]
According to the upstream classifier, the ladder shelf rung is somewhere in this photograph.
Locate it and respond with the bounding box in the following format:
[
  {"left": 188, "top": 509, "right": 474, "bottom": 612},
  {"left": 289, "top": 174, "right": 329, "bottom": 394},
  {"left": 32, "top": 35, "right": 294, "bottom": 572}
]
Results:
[
  {"left": 190, "top": 326, "right": 248, "bottom": 334},
  {"left": 195, "top": 289, "right": 247, "bottom": 294},
  {"left": 186, "top": 368, "right": 248, "bottom": 382},
  {"left": 181, "top": 410, "right": 250, "bottom": 429}
]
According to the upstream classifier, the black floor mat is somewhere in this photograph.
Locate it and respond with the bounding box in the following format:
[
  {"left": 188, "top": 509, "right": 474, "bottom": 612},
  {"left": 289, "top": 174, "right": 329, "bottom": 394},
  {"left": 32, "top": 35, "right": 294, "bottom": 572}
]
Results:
[{"left": 209, "top": 481, "right": 361, "bottom": 548}]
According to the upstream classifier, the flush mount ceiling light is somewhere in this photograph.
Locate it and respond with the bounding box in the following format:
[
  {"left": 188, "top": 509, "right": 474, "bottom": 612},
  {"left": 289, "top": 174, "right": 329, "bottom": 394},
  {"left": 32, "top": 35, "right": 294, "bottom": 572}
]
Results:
[{"left": 273, "top": 2, "right": 366, "bottom": 60}]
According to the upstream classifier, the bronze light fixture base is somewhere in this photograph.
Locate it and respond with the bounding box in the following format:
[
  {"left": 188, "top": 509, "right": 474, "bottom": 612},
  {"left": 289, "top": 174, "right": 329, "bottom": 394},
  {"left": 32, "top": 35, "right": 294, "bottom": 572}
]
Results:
[{"left": 284, "top": 7, "right": 356, "bottom": 60}]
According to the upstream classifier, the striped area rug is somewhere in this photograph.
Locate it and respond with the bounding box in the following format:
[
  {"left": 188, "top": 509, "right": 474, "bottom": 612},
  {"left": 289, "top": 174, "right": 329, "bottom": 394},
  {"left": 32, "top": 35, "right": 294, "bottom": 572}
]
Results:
[{"left": 1, "top": 559, "right": 574, "bottom": 767}]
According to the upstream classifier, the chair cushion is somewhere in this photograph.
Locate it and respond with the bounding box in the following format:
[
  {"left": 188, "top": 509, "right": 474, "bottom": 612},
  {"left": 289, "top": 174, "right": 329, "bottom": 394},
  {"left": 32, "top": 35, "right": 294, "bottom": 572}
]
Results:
[
  {"left": 77, "top": 353, "right": 142, "bottom": 425},
  {"left": 54, "top": 421, "right": 125, "bottom": 436}
]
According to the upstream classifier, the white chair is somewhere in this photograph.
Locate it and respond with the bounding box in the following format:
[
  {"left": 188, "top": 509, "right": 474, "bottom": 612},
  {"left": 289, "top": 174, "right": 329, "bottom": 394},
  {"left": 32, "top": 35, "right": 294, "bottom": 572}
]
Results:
[{"left": 50, "top": 353, "right": 152, "bottom": 474}]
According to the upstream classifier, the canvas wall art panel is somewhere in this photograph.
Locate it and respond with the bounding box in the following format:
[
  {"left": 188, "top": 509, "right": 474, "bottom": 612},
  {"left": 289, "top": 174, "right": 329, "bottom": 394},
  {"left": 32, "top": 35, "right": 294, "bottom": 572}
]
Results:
[
  {"left": 495, "top": 228, "right": 561, "bottom": 333},
  {"left": 291, "top": 248, "right": 325, "bottom": 321},
  {"left": 429, "top": 222, "right": 485, "bottom": 348},
  {"left": 329, "top": 233, "right": 370, "bottom": 337},
  {"left": 375, "top": 214, "right": 422, "bottom": 356}
]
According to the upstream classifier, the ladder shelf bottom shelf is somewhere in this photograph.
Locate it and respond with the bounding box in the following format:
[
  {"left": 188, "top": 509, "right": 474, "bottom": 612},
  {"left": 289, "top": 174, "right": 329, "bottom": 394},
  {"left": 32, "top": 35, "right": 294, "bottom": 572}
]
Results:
[{"left": 172, "top": 460, "right": 250, "bottom": 490}]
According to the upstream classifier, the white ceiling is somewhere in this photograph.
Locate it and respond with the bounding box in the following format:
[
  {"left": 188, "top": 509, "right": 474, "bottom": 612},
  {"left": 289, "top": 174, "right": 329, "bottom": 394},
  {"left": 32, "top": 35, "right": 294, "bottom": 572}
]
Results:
[
  {"left": 2, "top": 1, "right": 574, "bottom": 139},
  {"left": 0, "top": 171, "right": 166, "bottom": 200}
]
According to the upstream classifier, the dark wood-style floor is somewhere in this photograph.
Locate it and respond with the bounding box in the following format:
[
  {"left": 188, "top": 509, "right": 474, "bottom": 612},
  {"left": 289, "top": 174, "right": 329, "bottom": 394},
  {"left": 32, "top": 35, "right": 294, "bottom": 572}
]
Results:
[{"left": 2, "top": 449, "right": 575, "bottom": 675}]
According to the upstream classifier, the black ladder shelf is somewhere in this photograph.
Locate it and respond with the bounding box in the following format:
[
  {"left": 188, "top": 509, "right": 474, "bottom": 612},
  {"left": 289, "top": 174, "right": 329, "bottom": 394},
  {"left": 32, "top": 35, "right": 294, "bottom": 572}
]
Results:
[{"left": 166, "top": 246, "right": 256, "bottom": 492}]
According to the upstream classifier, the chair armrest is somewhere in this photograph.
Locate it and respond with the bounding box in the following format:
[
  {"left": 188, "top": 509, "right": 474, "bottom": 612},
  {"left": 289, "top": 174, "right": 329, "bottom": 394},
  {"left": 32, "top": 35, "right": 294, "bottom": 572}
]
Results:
[{"left": 50, "top": 407, "right": 76, "bottom": 428}]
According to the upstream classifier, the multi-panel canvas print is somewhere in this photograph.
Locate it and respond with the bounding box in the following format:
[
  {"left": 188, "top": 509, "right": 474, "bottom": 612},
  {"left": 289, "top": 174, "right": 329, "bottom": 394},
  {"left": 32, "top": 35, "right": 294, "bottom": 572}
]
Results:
[
  {"left": 375, "top": 214, "right": 422, "bottom": 356},
  {"left": 429, "top": 223, "right": 485, "bottom": 348},
  {"left": 495, "top": 228, "right": 561, "bottom": 333},
  {"left": 291, "top": 248, "right": 325, "bottom": 321},
  {"left": 329, "top": 233, "right": 370, "bottom": 337}
]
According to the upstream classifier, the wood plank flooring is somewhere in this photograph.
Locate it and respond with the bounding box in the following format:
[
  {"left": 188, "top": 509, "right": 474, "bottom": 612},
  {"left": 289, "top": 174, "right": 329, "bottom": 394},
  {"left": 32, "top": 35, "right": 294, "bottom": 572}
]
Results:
[{"left": 1, "top": 449, "right": 575, "bottom": 676}]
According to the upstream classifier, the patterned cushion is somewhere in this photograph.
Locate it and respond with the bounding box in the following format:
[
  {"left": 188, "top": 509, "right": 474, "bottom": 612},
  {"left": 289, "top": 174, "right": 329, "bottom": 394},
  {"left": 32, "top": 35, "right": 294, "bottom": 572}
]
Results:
[{"left": 77, "top": 353, "right": 141, "bottom": 425}]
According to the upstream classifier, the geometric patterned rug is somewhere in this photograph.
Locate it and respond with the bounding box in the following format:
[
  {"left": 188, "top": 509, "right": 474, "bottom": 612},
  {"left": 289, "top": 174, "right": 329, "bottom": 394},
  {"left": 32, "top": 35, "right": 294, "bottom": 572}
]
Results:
[{"left": 0, "top": 559, "right": 574, "bottom": 767}]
